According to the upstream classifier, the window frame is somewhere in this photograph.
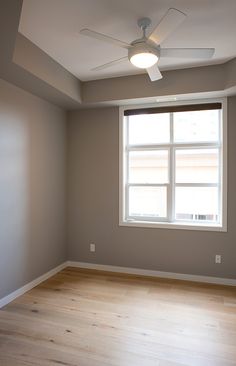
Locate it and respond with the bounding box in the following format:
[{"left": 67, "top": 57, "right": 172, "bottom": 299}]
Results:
[{"left": 119, "top": 98, "right": 227, "bottom": 232}]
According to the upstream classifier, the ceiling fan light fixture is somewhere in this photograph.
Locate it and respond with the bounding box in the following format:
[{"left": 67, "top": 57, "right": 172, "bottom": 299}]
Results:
[
  {"left": 128, "top": 42, "right": 159, "bottom": 69},
  {"left": 130, "top": 52, "right": 158, "bottom": 68}
]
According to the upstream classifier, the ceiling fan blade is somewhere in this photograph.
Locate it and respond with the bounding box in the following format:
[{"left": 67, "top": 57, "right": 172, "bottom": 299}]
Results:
[
  {"left": 160, "top": 48, "right": 215, "bottom": 59},
  {"left": 146, "top": 64, "right": 163, "bottom": 81},
  {"left": 80, "top": 29, "right": 130, "bottom": 49},
  {"left": 148, "top": 8, "right": 186, "bottom": 45},
  {"left": 91, "top": 57, "right": 128, "bottom": 71}
]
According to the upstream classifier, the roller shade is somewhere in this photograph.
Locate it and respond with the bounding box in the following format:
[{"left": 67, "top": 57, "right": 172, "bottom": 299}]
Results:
[{"left": 124, "top": 103, "right": 222, "bottom": 116}]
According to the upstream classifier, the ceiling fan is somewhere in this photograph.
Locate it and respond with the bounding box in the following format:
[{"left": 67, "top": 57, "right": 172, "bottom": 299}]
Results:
[{"left": 80, "top": 8, "right": 215, "bottom": 82}]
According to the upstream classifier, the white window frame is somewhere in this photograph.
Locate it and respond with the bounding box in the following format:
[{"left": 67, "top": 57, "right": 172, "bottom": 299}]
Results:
[{"left": 119, "top": 98, "right": 227, "bottom": 232}]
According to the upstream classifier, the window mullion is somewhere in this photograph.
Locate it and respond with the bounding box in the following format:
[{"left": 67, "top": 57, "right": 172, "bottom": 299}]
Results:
[
  {"left": 218, "top": 109, "right": 222, "bottom": 224},
  {"left": 127, "top": 142, "right": 220, "bottom": 150},
  {"left": 168, "top": 112, "right": 174, "bottom": 222},
  {"left": 125, "top": 117, "right": 130, "bottom": 220},
  {"left": 127, "top": 183, "right": 169, "bottom": 187},
  {"left": 175, "top": 183, "right": 218, "bottom": 187}
]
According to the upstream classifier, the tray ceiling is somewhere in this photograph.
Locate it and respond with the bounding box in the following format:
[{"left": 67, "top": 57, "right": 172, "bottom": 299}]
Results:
[{"left": 19, "top": 0, "right": 236, "bottom": 81}]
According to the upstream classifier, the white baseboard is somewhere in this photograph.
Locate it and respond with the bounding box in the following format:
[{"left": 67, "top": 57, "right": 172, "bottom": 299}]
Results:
[
  {"left": 0, "top": 262, "right": 67, "bottom": 308},
  {"left": 67, "top": 261, "right": 236, "bottom": 287},
  {"left": 1, "top": 260, "right": 235, "bottom": 308}
]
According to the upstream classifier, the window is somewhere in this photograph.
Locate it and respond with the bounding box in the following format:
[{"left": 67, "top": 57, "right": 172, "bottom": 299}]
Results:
[{"left": 119, "top": 100, "right": 227, "bottom": 231}]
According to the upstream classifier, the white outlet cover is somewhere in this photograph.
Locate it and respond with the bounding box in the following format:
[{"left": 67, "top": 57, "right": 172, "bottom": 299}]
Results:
[
  {"left": 215, "top": 255, "right": 221, "bottom": 264},
  {"left": 90, "top": 243, "right": 95, "bottom": 252}
]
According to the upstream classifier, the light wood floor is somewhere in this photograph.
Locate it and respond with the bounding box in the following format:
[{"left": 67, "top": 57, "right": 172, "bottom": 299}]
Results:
[{"left": 1, "top": 267, "right": 236, "bottom": 366}]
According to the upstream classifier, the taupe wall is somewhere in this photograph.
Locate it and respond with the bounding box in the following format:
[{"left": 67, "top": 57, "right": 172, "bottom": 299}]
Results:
[
  {"left": 1, "top": 74, "right": 235, "bottom": 302},
  {"left": 0, "top": 78, "right": 67, "bottom": 299},
  {"left": 67, "top": 97, "right": 236, "bottom": 280}
]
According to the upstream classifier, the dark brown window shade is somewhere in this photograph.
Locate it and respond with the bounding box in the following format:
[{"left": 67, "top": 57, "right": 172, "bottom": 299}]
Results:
[{"left": 124, "top": 103, "right": 222, "bottom": 116}]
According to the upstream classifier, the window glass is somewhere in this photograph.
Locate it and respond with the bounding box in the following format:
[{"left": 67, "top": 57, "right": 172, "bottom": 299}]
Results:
[
  {"left": 175, "top": 187, "right": 218, "bottom": 222},
  {"left": 175, "top": 149, "right": 219, "bottom": 183},
  {"left": 174, "top": 110, "right": 219, "bottom": 142},
  {"left": 128, "top": 113, "right": 170, "bottom": 145},
  {"left": 129, "top": 186, "right": 167, "bottom": 218},
  {"left": 129, "top": 150, "right": 169, "bottom": 184}
]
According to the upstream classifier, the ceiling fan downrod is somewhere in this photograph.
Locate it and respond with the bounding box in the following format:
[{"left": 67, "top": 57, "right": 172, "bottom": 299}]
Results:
[{"left": 137, "top": 17, "right": 151, "bottom": 38}]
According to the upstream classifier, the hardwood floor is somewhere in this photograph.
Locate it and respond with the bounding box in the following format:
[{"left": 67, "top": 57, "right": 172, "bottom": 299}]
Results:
[{"left": 1, "top": 267, "right": 236, "bottom": 366}]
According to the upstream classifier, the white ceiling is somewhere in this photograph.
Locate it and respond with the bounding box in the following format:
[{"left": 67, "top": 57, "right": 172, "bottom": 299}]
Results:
[{"left": 19, "top": 0, "right": 236, "bottom": 81}]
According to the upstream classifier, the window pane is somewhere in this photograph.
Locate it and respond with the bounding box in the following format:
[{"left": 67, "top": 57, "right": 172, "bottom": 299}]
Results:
[
  {"left": 128, "top": 114, "right": 170, "bottom": 145},
  {"left": 129, "top": 150, "right": 169, "bottom": 183},
  {"left": 129, "top": 186, "right": 167, "bottom": 218},
  {"left": 175, "top": 149, "right": 219, "bottom": 183},
  {"left": 175, "top": 187, "right": 219, "bottom": 222},
  {"left": 174, "top": 110, "right": 219, "bottom": 142}
]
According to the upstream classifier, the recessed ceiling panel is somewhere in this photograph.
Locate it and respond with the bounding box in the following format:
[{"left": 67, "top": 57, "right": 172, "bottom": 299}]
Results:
[{"left": 19, "top": 0, "right": 236, "bottom": 81}]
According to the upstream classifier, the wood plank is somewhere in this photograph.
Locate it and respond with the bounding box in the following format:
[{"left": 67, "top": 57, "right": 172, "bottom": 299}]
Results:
[{"left": 1, "top": 268, "right": 236, "bottom": 366}]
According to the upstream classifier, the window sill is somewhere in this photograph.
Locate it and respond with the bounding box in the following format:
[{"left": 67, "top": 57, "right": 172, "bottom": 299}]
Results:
[{"left": 119, "top": 220, "right": 227, "bottom": 232}]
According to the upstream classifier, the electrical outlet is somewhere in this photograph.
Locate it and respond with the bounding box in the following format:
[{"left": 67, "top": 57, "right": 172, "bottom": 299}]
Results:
[
  {"left": 90, "top": 243, "right": 95, "bottom": 252},
  {"left": 215, "top": 255, "right": 221, "bottom": 264}
]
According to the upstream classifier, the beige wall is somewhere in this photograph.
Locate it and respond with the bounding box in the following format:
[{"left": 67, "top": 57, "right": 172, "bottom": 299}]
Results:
[
  {"left": 67, "top": 97, "right": 236, "bottom": 279},
  {"left": 0, "top": 78, "right": 67, "bottom": 299}
]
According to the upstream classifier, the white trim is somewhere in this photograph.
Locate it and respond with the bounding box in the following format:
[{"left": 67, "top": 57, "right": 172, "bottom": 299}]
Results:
[
  {"left": 221, "top": 98, "right": 228, "bottom": 231},
  {"left": 67, "top": 261, "right": 236, "bottom": 287},
  {"left": 0, "top": 262, "right": 67, "bottom": 308},
  {"left": 119, "top": 220, "right": 226, "bottom": 231},
  {"left": 119, "top": 97, "right": 228, "bottom": 232}
]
